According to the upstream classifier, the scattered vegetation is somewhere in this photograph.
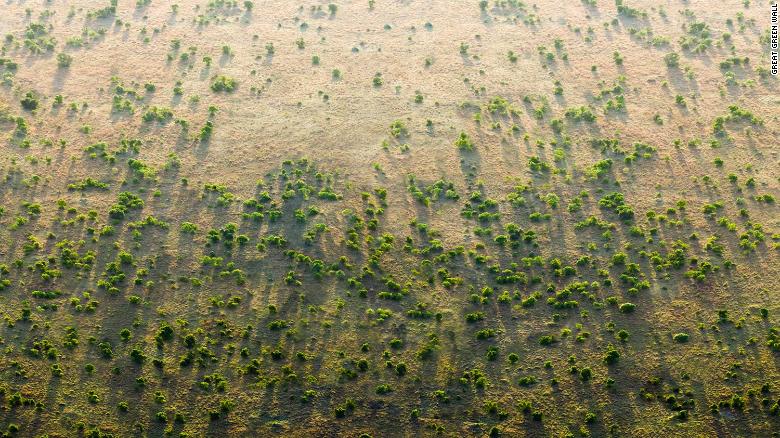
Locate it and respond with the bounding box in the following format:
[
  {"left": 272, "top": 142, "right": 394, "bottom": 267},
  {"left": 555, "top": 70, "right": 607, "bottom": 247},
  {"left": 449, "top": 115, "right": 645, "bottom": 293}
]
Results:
[{"left": 0, "top": 2, "right": 774, "bottom": 437}]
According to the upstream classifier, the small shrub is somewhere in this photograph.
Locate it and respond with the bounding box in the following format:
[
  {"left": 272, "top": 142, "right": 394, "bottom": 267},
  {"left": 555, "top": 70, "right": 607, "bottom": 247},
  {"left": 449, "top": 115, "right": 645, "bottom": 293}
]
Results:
[
  {"left": 454, "top": 132, "right": 474, "bottom": 151},
  {"left": 211, "top": 75, "right": 236, "bottom": 92},
  {"left": 57, "top": 53, "right": 73, "bottom": 68},
  {"left": 664, "top": 52, "right": 680, "bottom": 68},
  {"left": 619, "top": 302, "right": 636, "bottom": 313},
  {"left": 20, "top": 92, "right": 39, "bottom": 111}
]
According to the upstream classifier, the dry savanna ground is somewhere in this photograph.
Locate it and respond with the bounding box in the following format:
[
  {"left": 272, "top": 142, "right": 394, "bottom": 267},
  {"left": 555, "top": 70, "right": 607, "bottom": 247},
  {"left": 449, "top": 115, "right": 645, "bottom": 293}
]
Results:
[{"left": 0, "top": 0, "right": 778, "bottom": 437}]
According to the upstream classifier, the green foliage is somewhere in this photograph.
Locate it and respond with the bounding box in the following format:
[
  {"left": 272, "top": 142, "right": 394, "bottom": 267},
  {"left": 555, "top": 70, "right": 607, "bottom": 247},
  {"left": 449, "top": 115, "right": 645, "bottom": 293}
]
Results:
[
  {"left": 454, "top": 132, "right": 474, "bottom": 151},
  {"left": 20, "top": 92, "right": 39, "bottom": 111},
  {"left": 390, "top": 120, "right": 408, "bottom": 138},
  {"left": 68, "top": 178, "right": 109, "bottom": 191},
  {"left": 679, "top": 21, "right": 712, "bottom": 53},
  {"left": 599, "top": 192, "right": 634, "bottom": 219},
  {"left": 211, "top": 75, "right": 236, "bottom": 92},
  {"left": 109, "top": 192, "right": 144, "bottom": 219},
  {"left": 56, "top": 53, "right": 73, "bottom": 68},
  {"left": 564, "top": 106, "right": 597, "bottom": 122},
  {"left": 23, "top": 22, "right": 56, "bottom": 53},
  {"left": 619, "top": 302, "right": 636, "bottom": 313},
  {"left": 142, "top": 106, "right": 173, "bottom": 122},
  {"left": 664, "top": 52, "right": 680, "bottom": 68}
]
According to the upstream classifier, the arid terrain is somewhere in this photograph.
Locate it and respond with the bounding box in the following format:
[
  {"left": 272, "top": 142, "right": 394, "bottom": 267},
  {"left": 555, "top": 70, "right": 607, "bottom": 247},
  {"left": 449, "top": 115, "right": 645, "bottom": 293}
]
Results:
[{"left": 0, "top": 0, "right": 778, "bottom": 436}]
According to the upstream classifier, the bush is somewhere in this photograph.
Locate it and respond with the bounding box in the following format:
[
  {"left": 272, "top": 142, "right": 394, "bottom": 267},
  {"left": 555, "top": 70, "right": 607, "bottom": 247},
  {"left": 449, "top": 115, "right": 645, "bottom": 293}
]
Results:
[
  {"left": 518, "top": 375, "right": 537, "bottom": 386},
  {"left": 142, "top": 106, "right": 173, "bottom": 122},
  {"left": 599, "top": 192, "right": 634, "bottom": 220},
  {"left": 211, "top": 75, "right": 236, "bottom": 92},
  {"left": 603, "top": 344, "right": 621, "bottom": 364},
  {"left": 465, "top": 312, "right": 485, "bottom": 323},
  {"left": 375, "top": 384, "right": 393, "bottom": 394},
  {"left": 390, "top": 120, "right": 408, "bottom": 138},
  {"left": 454, "top": 132, "right": 474, "bottom": 151},
  {"left": 664, "top": 52, "right": 680, "bottom": 68},
  {"left": 564, "top": 106, "right": 597, "bottom": 122},
  {"left": 528, "top": 156, "right": 550, "bottom": 172},
  {"left": 109, "top": 192, "right": 144, "bottom": 219},
  {"left": 199, "top": 121, "right": 214, "bottom": 141},
  {"left": 475, "top": 329, "right": 495, "bottom": 340},
  {"left": 180, "top": 222, "right": 198, "bottom": 233},
  {"left": 619, "top": 303, "right": 636, "bottom": 313},
  {"left": 372, "top": 72, "right": 383, "bottom": 87},
  {"left": 20, "top": 92, "right": 39, "bottom": 111},
  {"left": 57, "top": 53, "right": 73, "bottom": 68},
  {"left": 673, "top": 332, "right": 690, "bottom": 343}
]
